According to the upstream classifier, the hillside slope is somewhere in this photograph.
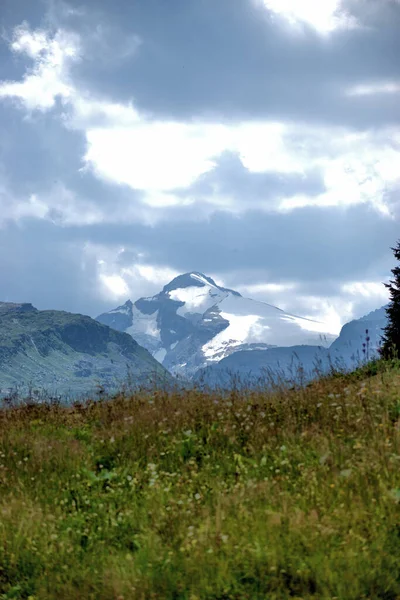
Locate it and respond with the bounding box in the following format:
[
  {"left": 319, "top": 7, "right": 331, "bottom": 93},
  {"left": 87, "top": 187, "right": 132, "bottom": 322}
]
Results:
[{"left": 0, "top": 302, "right": 171, "bottom": 398}]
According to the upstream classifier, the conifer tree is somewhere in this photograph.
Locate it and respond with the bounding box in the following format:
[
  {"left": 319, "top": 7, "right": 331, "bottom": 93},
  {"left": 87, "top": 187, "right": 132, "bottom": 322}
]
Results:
[{"left": 381, "top": 240, "right": 400, "bottom": 359}]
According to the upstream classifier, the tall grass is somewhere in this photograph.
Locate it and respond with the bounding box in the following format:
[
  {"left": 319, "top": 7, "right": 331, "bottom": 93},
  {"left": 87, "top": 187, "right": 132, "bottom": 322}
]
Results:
[{"left": 0, "top": 362, "right": 399, "bottom": 599}]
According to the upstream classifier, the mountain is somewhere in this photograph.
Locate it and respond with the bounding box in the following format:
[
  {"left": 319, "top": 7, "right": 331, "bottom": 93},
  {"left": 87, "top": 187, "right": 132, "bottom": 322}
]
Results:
[
  {"left": 0, "top": 302, "right": 172, "bottom": 399},
  {"left": 329, "top": 305, "right": 387, "bottom": 363},
  {"left": 97, "top": 272, "right": 336, "bottom": 376},
  {"left": 194, "top": 305, "right": 388, "bottom": 389}
]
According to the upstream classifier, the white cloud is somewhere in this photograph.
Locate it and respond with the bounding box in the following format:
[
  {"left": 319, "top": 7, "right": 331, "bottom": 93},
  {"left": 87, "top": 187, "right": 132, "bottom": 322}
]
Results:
[
  {"left": 0, "top": 23, "right": 80, "bottom": 111},
  {"left": 99, "top": 274, "right": 130, "bottom": 298},
  {"left": 84, "top": 123, "right": 228, "bottom": 191},
  {"left": 0, "top": 191, "right": 48, "bottom": 224},
  {"left": 129, "top": 264, "right": 179, "bottom": 284},
  {"left": 0, "top": 178, "right": 108, "bottom": 227},
  {"left": 258, "top": 0, "right": 357, "bottom": 34},
  {"left": 297, "top": 297, "right": 350, "bottom": 335},
  {"left": 82, "top": 120, "right": 299, "bottom": 193},
  {"left": 279, "top": 128, "right": 400, "bottom": 216},
  {"left": 271, "top": 293, "right": 370, "bottom": 337},
  {"left": 303, "top": 281, "right": 389, "bottom": 334},
  {"left": 346, "top": 82, "right": 400, "bottom": 96},
  {"left": 82, "top": 116, "right": 400, "bottom": 219},
  {"left": 9, "top": 25, "right": 50, "bottom": 58},
  {"left": 73, "top": 100, "right": 400, "bottom": 218},
  {"left": 341, "top": 281, "right": 390, "bottom": 300},
  {"left": 1, "top": 23, "right": 400, "bottom": 225},
  {"left": 98, "top": 264, "right": 178, "bottom": 302},
  {"left": 82, "top": 242, "right": 179, "bottom": 303}
]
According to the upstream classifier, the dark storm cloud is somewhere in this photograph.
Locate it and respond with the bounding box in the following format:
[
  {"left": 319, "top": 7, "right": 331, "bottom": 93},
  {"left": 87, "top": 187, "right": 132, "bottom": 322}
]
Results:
[
  {"left": 51, "top": 0, "right": 400, "bottom": 128},
  {"left": 54, "top": 202, "right": 397, "bottom": 291},
  {"left": 0, "top": 104, "right": 85, "bottom": 194},
  {"left": 0, "top": 202, "right": 395, "bottom": 318},
  {"left": 0, "top": 221, "right": 103, "bottom": 315}
]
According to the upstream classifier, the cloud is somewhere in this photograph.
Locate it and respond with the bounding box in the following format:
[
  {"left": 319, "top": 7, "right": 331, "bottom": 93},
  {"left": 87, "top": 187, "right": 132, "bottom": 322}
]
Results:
[
  {"left": 0, "top": 220, "right": 178, "bottom": 314},
  {"left": 1, "top": 20, "right": 399, "bottom": 223},
  {"left": 51, "top": 0, "right": 399, "bottom": 131},
  {"left": 99, "top": 274, "right": 130, "bottom": 299},
  {"left": 341, "top": 281, "right": 389, "bottom": 300},
  {"left": 83, "top": 122, "right": 227, "bottom": 192},
  {"left": 0, "top": 22, "right": 80, "bottom": 111},
  {"left": 347, "top": 82, "right": 400, "bottom": 96},
  {"left": 65, "top": 202, "right": 397, "bottom": 292},
  {"left": 81, "top": 120, "right": 315, "bottom": 201},
  {"left": 258, "top": 0, "right": 358, "bottom": 34},
  {"left": 0, "top": 1, "right": 398, "bottom": 331},
  {"left": 0, "top": 201, "right": 394, "bottom": 330},
  {"left": 178, "top": 151, "right": 325, "bottom": 212},
  {"left": 0, "top": 220, "right": 101, "bottom": 314}
]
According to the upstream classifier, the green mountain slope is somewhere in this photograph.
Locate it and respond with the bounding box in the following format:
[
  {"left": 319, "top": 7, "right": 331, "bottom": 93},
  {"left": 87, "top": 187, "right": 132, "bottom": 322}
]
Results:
[{"left": 0, "top": 302, "right": 171, "bottom": 398}]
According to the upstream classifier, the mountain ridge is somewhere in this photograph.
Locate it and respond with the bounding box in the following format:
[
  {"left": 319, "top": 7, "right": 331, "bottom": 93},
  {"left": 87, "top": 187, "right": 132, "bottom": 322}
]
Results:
[
  {"left": 97, "top": 271, "right": 336, "bottom": 376},
  {"left": 0, "top": 302, "right": 172, "bottom": 399}
]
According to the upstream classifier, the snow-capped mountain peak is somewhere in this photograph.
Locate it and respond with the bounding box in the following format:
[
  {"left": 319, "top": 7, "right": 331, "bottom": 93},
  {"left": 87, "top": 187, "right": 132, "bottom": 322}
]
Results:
[
  {"left": 163, "top": 272, "right": 215, "bottom": 291},
  {"left": 96, "top": 272, "right": 337, "bottom": 376},
  {"left": 162, "top": 271, "right": 240, "bottom": 295}
]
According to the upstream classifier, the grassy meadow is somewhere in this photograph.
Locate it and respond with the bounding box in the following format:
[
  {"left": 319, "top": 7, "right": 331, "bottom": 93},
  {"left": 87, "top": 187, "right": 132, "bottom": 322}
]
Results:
[{"left": 0, "top": 360, "right": 399, "bottom": 599}]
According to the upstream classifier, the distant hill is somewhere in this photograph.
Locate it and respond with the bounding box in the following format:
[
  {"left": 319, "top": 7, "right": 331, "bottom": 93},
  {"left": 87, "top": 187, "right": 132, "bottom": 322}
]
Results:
[{"left": 0, "top": 302, "right": 172, "bottom": 399}]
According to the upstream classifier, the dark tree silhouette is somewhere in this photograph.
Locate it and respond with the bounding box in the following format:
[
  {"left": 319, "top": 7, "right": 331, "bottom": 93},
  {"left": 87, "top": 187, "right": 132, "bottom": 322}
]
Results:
[{"left": 381, "top": 241, "right": 400, "bottom": 359}]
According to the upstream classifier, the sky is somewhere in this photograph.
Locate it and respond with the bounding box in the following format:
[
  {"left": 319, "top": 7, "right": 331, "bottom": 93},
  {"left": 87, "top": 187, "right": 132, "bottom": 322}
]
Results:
[{"left": 0, "top": 0, "right": 399, "bottom": 335}]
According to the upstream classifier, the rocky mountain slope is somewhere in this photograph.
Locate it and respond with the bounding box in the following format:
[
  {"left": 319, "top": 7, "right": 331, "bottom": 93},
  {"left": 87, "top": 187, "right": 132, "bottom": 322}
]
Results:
[
  {"left": 0, "top": 302, "right": 171, "bottom": 399},
  {"left": 97, "top": 272, "right": 336, "bottom": 377}
]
